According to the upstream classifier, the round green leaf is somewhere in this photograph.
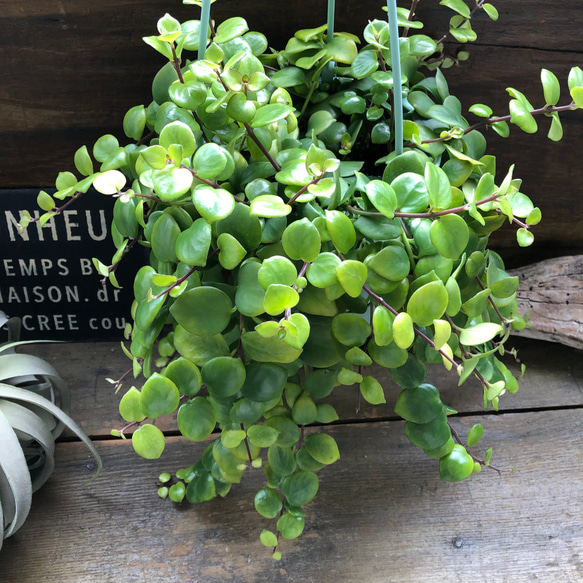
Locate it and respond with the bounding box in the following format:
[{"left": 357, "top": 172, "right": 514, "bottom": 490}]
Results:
[
  {"left": 282, "top": 218, "right": 321, "bottom": 262},
  {"left": 93, "top": 134, "right": 119, "bottom": 163},
  {"left": 192, "top": 185, "right": 235, "bottom": 223},
  {"left": 394, "top": 383, "right": 443, "bottom": 424},
  {"left": 74, "top": 145, "right": 94, "bottom": 176},
  {"left": 277, "top": 513, "right": 305, "bottom": 540},
  {"left": 268, "top": 445, "right": 297, "bottom": 477},
  {"left": 255, "top": 488, "right": 283, "bottom": 519},
  {"left": 469, "top": 103, "right": 493, "bottom": 118},
  {"left": 173, "top": 327, "right": 230, "bottom": 365},
  {"left": 439, "top": 444, "right": 475, "bottom": 481},
  {"left": 466, "top": 423, "right": 484, "bottom": 447},
  {"left": 132, "top": 424, "right": 165, "bottom": 459},
  {"left": 175, "top": 218, "right": 211, "bottom": 266},
  {"left": 430, "top": 214, "right": 469, "bottom": 260},
  {"left": 336, "top": 260, "right": 367, "bottom": 298},
  {"left": 119, "top": 387, "right": 146, "bottom": 422},
  {"left": 160, "top": 121, "right": 197, "bottom": 159},
  {"left": 271, "top": 66, "right": 308, "bottom": 88},
  {"left": 241, "top": 331, "right": 302, "bottom": 363},
  {"left": 260, "top": 529, "right": 279, "bottom": 548},
  {"left": 264, "top": 416, "right": 300, "bottom": 448},
  {"left": 251, "top": 104, "right": 294, "bottom": 127},
  {"left": 368, "top": 339, "right": 409, "bottom": 368},
  {"left": 372, "top": 305, "right": 394, "bottom": 346},
  {"left": 264, "top": 284, "right": 299, "bottom": 316},
  {"left": 163, "top": 357, "right": 202, "bottom": 396},
  {"left": 407, "top": 280, "right": 449, "bottom": 326},
  {"left": 169, "top": 78, "right": 208, "bottom": 110},
  {"left": 392, "top": 312, "right": 415, "bottom": 349},
  {"left": 93, "top": 170, "right": 127, "bottom": 195},
  {"left": 332, "top": 313, "right": 371, "bottom": 347},
  {"left": 517, "top": 228, "right": 534, "bottom": 247},
  {"left": 367, "top": 246, "right": 410, "bottom": 282},
  {"left": 350, "top": 49, "right": 379, "bottom": 79},
  {"left": 392, "top": 172, "right": 429, "bottom": 213},
  {"left": 229, "top": 397, "right": 265, "bottom": 425},
  {"left": 177, "top": 397, "right": 217, "bottom": 441},
  {"left": 509, "top": 99, "right": 538, "bottom": 134},
  {"left": 140, "top": 373, "right": 180, "bottom": 418},
  {"left": 170, "top": 286, "right": 233, "bottom": 336},
  {"left": 306, "top": 253, "right": 341, "bottom": 288},
  {"left": 360, "top": 376, "right": 386, "bottom": 405},
  {"left": 325, "top": 210, "right": 356, "bottom": 254},
  {"left": 151, "top": 212, "right": 181, "bottom": 263},
  {"left": 425, "top": 163, "right": 452, "bottom": 210},
  {"left": 292, "top": 391, "right": 317, "bottom": 425},
  {"left": 217, "top": 233, "right": 247, "bottom": 269},
  {"left": 247, "top": 424, "right": 280, "bottom": 448},
  {"left": 459, "top": 323, "right": 503, "bottom": 346},
  {"left": 404, "top": 411, "right": 451, "bottom": 450},
  {"left": 249, "top": 195, "right": 291, "bottom": 218},
  {"left": 304, "top": 433, "right": 340, "bottom": 465},
  {"left": 364, "top": 180, "right": 398, "bottom": 218},
  {"left": 390, "top": 355, "right": 427, "bottom": 389},
  {"left": 241, "top": 362, "right": 288, "bottom": 402},
  {"left": 281, "top": 471, "right": 319, "bottom": 507},
  {"left": 153, "top": 166, "right": 194, "bottom": 202},
  {"left": 193, "top": 143, "right": 231, "bottom": 179},
  {"left": 258, "top": 256, "right": 298, "bottom": 289},
  {"left": 201, "top": 356, "right": 246, "bottom": 399}
]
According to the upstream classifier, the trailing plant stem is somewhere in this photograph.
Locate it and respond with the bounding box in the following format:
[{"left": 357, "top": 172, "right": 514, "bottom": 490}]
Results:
[{"left": 244, "top": 123, "right": 281, "bottom": 172}]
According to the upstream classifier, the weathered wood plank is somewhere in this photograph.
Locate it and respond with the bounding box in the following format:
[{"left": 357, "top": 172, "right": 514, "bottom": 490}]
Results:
[
  {"left": 0, "top": 409, "right": 581, "bottom": 582},
  {"left": 509, "top": 256, "right": 583, "bottom": 350},
  {"left": 22, "top": 337, "right": 583, "bottom": 438}
]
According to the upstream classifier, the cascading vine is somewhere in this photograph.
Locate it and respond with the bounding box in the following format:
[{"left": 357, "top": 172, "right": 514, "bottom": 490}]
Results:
[{"left": 18, "top": 0, "right": 583, "bottom": 559}]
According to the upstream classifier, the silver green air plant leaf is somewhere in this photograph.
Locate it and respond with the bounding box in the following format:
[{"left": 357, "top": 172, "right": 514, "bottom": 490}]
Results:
[
  {"left": 21, "top": 0, "right": 582, "bottom": 559},
  {"left": 0, "top": 312, "right": 101, "bottom": 551}
]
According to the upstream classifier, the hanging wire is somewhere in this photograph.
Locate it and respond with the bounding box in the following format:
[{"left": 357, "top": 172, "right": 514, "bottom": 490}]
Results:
[
  {"left": 198, "top": 0, "right": 212, "bottom": 61},
  {"left": 386, "top": 0, "right": 403, "bottom": 156},
  {"left": 322, "top": 0, "right": 336, "bottom": 83}
]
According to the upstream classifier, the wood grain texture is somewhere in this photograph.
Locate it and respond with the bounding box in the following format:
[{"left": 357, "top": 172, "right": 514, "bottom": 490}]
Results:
[
  {"left": 21, "top": 337, "right": 583, "bottom": 438},
  {"left": 0, "top": 409, "right": 581, "bottom": 582},
  {"left": 509, "top": 256, "right": 583, "bottom": 350},
  {"left": 0, "top": 1, "right": 582, "bottom": 255}
]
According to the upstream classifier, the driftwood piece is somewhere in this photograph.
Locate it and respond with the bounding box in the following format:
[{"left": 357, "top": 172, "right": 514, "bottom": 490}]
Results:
[{"left": 509, "top": 255, "right": 583, "bottom": 350}]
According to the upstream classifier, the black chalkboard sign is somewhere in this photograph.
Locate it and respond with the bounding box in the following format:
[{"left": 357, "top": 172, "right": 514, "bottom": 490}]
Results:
[{"left": 0, "top": 189, "right": 145, "bottom": 341}]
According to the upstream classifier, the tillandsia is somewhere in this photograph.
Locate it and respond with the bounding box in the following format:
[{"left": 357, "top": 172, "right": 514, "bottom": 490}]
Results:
[
  {"left": 0, "top": 312, "right": 101, "bottom": 550},
  {"left": 20, "top": 0, "right": 582, "bottom": 558}
]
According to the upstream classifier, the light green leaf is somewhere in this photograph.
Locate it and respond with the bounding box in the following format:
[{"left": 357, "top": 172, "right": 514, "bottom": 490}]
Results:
[
  {"left": 170, "top": 286, "right": 233, "bottom": 336},
  {"left": 459, "top": 323, "right": 503, "bottom": 346},
  {"left": 132, "top": 424, "right": 165, "bottom": 459},
  {"left": 360, "top": 376, "right": 386, "bottom": 405},
  {"left": 509, "top": 100, "right": 537, "bottom": 134},
  {"left": 140, "top": 373, "right": 180, "bottom": 418},
  {"left": 177, "top": 397, "right": 217, "bottom": 441},
  {"left": 251, "top": 104, "right": 294, "bottom": 127},
  {"left": 250, "top": 195, "right": 291, "bottom": 218},
  {"left": 541, "top": 69, "right": 560, "bottom": 106}
]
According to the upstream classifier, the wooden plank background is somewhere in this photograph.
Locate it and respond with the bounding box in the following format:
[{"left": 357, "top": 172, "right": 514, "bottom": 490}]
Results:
[
  {"left": 1, "top": 0, "right": 582, "bottom": 262},
  {"left": 0, "top": 337, "right": 582, "bottom": 582}
]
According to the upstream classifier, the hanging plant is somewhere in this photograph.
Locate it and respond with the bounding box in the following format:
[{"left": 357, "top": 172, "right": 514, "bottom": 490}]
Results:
[
  {"left": 0, "top": 312, "right": 101, "bottom": 551},
  {"left": 19, "top": 0, "right": 582, "bottom": 558}
]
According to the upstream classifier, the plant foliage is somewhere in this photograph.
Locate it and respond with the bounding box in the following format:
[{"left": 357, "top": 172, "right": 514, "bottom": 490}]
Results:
[{"left": 21, "top": 0, "right": 582, "bottom": 557}]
